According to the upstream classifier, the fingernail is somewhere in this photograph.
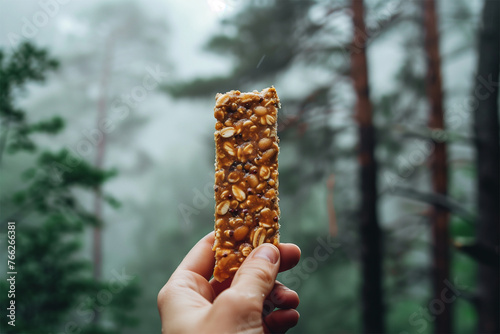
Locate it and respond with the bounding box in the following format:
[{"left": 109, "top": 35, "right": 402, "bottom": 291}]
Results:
[{"left": 253, "top": 244, "right": 279, "bottom": 264}]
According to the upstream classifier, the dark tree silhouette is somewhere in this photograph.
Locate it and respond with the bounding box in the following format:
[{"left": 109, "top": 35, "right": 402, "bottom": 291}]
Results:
[
  {"left": 423, "top": 0, "right": 451, "bottom": 333},
  {"left": 473, "top": 0, "right": 500, "bottom": 332},
  {"left": 351, "top": 1, "right": 385, "bottom": 333}
]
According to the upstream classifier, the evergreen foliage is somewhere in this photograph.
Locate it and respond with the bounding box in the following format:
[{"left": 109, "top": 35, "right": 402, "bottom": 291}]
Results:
[{"left": 0, "top": 42, "right": 138, "bottom": 334}]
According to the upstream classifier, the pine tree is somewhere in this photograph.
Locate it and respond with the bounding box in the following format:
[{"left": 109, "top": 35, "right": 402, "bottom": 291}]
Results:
[{"left": 0, "top": 42, "right": 138, "bottom": 334}]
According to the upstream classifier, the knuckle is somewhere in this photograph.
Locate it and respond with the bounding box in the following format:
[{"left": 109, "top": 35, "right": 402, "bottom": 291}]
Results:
[
  {"left": 157, "top": 285, "right": 168, "bottom": 308},
  {"left": 218, "top": 290, "right": 240, "bottom": 306}
]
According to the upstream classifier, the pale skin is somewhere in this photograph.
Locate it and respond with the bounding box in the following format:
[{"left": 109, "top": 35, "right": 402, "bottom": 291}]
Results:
[{"left": 158, "top": 232, "right": 301, "bottom": 334}]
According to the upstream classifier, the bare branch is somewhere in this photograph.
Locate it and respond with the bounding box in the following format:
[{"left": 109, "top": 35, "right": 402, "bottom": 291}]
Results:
[
  {"left": 454, "top": 240, "right": 500, "bottom": 268},
  {"left": 391, "top": 187, "right": 476, "bottom": 224}
]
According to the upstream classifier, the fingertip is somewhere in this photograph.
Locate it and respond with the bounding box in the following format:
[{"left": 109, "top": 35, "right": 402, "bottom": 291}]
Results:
[
  {"left": 264, "top": 308, "right": 300, "bottom": 332},
  {"left": 204, "top": 231, "right": 215, "bottom": 243},
  {"left": 176, "top": 231, "right": 216, "bottom": 280},
  {"left": 280, "top": 242, "right": 301, "bottom": 251},
  {"left": 279, "top": 242, "right": 301, "bottom": 256},
  {"left": 278, "top": 243, "right": 301, "bottom": 272},
  {"left": 267, "top": 282, "right": 300, "bottom": 310},
  {"left": 291, "top": 309, "right": 300, "bottom": 324}
]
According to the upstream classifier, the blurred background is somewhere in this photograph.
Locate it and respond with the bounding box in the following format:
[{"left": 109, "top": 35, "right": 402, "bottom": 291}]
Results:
[{"left": 0, "top": 0, "right": 498, "bottom": 333}]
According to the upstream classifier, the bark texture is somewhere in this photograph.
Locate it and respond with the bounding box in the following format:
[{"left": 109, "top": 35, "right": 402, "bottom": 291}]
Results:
[
  {"left": 350, "top": 1, "right": 385, "bottom": 332},
  {"left": 423, "top": 1, "right": 451, "bottom": 333}
]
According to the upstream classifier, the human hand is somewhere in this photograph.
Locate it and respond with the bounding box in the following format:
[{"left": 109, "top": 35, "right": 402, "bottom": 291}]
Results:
[{"left": 158, "top": 232, "right": 301, "bottom": 334}]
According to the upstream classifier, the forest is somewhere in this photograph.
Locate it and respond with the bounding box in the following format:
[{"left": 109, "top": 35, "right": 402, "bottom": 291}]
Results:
[{"left": 0, "top": 0, "right": 498, "bottom": 333}]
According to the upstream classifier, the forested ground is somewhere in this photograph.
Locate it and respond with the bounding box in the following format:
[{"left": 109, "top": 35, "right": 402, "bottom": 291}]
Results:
[{"left": 0, "top": 0, "right": 498, "bottom": 334}]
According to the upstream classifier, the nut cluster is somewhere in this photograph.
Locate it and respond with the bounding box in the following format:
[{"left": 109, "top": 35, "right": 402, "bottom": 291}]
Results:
[{"left": 213, "top": 87, "right": 281, "bottom": 282}]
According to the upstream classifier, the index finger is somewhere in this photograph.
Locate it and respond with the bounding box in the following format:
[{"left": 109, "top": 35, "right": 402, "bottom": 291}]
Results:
[{"left": 176, "top": 231, "right": 215, "bottom": 281}]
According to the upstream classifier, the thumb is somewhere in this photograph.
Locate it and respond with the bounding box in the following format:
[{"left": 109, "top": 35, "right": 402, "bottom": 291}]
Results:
[{"left": 230, "top": 244, "right": 280, "bottom": 308}]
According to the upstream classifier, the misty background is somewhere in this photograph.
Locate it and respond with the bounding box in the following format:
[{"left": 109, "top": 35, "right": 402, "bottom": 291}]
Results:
[{"left": 0, "top": 0, "right": 497, "bottom": 333}]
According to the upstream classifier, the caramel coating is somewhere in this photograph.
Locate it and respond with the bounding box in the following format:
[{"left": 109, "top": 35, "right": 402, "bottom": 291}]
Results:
[{"left": 213, "top": 87, "right": 281, "bottom": 282}]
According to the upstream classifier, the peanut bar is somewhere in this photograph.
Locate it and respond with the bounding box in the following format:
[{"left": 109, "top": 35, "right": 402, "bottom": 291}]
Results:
[{"left": 213, "top": 87, "right": 281, "bottom": 282}]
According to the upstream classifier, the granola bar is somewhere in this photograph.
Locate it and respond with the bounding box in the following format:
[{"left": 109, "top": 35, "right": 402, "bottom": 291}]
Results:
[{"left": 213, "top": 87, "right": 280, "bottom": 282}]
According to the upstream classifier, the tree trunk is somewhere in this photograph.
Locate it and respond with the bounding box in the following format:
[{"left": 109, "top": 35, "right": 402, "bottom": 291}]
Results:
[
  {"left": 350, "top": 1, "right": 385, "bottom": 332},
  {"left": 422, "top": 1, "right": 451, "bottom": 333},
  {"left": 0, "top": 119, "right": 10, "bottom": 166},
  {"left": 474, "top": 0, "right": 500, "bottom": 332},
  {"left": 93, "top": 39, "right": 114, "bottom": 281},
  {"left": 92, "top": 39, "right": 114, "bottom": 325}
]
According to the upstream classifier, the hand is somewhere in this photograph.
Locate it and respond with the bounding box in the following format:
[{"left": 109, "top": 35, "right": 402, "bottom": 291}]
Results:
[{"left": 158, "top": 232, "right": 301, "bottom": 334}]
